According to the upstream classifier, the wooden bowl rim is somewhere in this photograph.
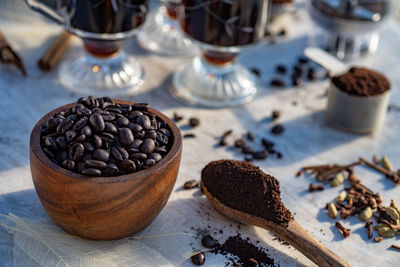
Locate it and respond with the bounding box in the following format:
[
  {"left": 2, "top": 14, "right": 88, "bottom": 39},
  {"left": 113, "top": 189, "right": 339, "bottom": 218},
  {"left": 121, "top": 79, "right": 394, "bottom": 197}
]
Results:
[{"left": 30, "top": 99, "right": 182, "bottom": 183}]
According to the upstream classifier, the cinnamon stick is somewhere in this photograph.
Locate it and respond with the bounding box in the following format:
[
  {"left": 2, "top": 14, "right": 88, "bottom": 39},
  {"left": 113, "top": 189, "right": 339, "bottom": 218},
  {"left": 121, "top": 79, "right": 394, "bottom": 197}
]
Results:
[
  {"left": 0, "top": 31, "right": 26, "bottom": 76},
  {"left": 359, "top": 157, "right": 400, "bottom": 184},
  {"left": 38, "top": 31, "right": 72, "bottom": 71}
]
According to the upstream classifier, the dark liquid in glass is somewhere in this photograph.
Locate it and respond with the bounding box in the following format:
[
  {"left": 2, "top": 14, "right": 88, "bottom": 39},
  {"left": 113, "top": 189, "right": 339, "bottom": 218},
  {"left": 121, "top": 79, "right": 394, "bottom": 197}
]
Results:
[{"left": 181, "top": 0, "right": 268, "bottom": 47}]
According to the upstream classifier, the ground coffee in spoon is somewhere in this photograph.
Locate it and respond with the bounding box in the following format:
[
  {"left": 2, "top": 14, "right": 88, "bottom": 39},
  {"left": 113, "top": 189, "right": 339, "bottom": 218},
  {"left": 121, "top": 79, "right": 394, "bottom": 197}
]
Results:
[{"left": 201, "top": 160, "right": 293, "bottom": 227}]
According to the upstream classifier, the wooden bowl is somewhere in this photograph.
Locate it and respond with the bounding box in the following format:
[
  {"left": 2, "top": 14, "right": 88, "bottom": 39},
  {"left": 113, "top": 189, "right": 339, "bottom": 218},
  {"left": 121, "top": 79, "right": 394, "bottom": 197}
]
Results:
[{"left": 30, "top": 100, "right": 182, "bottom": 240}]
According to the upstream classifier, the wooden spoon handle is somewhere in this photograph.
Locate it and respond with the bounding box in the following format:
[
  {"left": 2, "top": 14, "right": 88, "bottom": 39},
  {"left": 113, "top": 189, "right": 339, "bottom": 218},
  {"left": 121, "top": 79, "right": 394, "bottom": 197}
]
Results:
[{"left": 272, "top": 220, "right": 351, "bottom": 267}]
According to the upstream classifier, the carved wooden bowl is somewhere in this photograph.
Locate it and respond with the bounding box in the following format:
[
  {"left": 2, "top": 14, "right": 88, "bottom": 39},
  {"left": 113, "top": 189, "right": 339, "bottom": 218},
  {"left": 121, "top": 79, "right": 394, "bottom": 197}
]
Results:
[{"left": 30, "top": 100, "right": 182, "bottom": 240}]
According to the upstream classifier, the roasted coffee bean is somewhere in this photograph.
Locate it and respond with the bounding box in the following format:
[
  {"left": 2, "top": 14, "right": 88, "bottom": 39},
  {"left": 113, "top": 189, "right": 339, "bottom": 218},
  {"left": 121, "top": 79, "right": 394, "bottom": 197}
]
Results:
[
  {"left": 118, "top": 128, "right": 134, "bottom": 145},
  {"left": 277, "top": 152, "right": 283, "bottom": 158},
  {"left": 46, "top": 118, "right": 61, "bottom": 130},
  {"left": 111, "top": 146, "right": 129, "bottom": 161},
  {"left": 292, "top": 75, "right": 301, "bottom": 87},
  {"left": 44, "top": 137, "right": 58, "bottom": 151},
  {"left": 276, "top": 64, "right": 287, "bottom": 74},
  {"left": 143, "top": 159, "right": 156, "bottom": 168},
  {"left": 149, "top": 153, "right": 162, "bottom": 162},
  {"left": 102, "top": 112, "right": 116, "bottom": 121},
  {"left": 81, "top": 125, "right": 92, "bottom": 137},
  {"left": 134, "top": 130, "right": 145, "bottom": 139},
  {"left": 65, "top": 130, "right": 77, "bottom": 142},
  {"left": 253, "top": 150, "right": 268, "bottom": 160},
  {"left": 173, "top": 112, "right": 183, "bottom": 122},
  {"left": 59, "top": 151, "right": 68, "bottom": 162},
  {"left": 56, "top": 117, "right": 74, "bottom": 134},
  {"left": 201, "top": 235, "right": 218, "bottom": 248},
  {"left": 119, "top": 104, "right": 132, "bottom": 113},
  {"left": 92, "top": 135, "right": 103, "bottom": 148},
  {"left": 131, "top": 139, "right": 143, "bottom": 149},
  {"left": 184, "top": 133, "right": 196, "bottom": 139},
  {"left": 272, "top": 110, "right": 281, "bottom": 120},
  {"left": 90, "top": 113, "right": 105, "bottom": 132},
  {"left": 261, "top": 138, "right": 275, "bottom": 148},
  {"left": 103, "top": 163, "right": 119, "bottom": 176},
  {"left": 73, "top": 116, "right": 88, "bottom": 131},
  {"left": 104, "top": 122, "right": 117, "bottom": 135},
  {"left": 127, "top": 111, "right": 143, "bottom": 120},
  {"left": 191, "top": 252, "right": 205, "bottom": 265},
  {"left": 99, "top": 132, "right": 115, "bottom": 143},
  {"left": 71, "top": 134, "right": 86, "bottom": 144},
  {"left": 136, "top": 115, "right": 151, "bottom": 130},
  {"left": 56, "top": 136, "right": 67, "bottom": 150},
  {"left": 271, "top": 124, "right": 285, "bottom": 135},
  {"left": 130, "top": 153, "right": 148, "bottom": 161},
  {"left": 92, "top": 149, "right": 109, "bottom": 162},
  {"left": 246, "top": 132, "right": 254, "bottom": 141},
  {"left": 143, "top": 130, "right": 156, "bottom": 140},
  {"left": 85, "top": 159, "right": 107, "bottom": 169},
  {"left": 62, "top": 159, "right": 75, "bottom": 170},
  {"left": 298, "top": 56, "right": 309, "bottom": 64},
  {"left": 72, "top": 103, "right": 84, "bottom": 113},
  {"left": 105, "top": 106, "right": 122, "bottom": 114},
  {"left": 131, "top": 103, "right": 150, "bottom": 110},
  {"left": 67, "top": 114, "right": 78, "bottom": 122},
  {"left": 117, "top": 116, "right": 129, "bottom": 126},
  {"left": 119, "top": 159, "right": 136, "bottom": 172},
  {"left": 140, "top": 139, "right": 155, "bottom": 154},
  {"left": 158, "top": 128, "right": 171, "bottom": 137},
  {"left": 241, "top": 145, "right": 254, "bottom": 154},
  {"left": 43, "top": 148, "right": 55, "bottom": 159},
  {"left": 83, "top": 153, "right": 92, "bottom": 160},
  {"left": 69, "top": 143, "right": 85, "bottom": 161},
  {"left": 77, "top": 107, "right": 92, "bottom": 117},
  {"left": 293, "top": 65, "right": 303, "bottom": 75},
  {"left": 76, "top": 161, "right": 85, "bottom": 173},
  {"left": 156, "top": 133, "right": 169, "bottom": 145},
  {"left": 82, "top": 168, "right": 101, "bottom": 176},
  {"left": 234, "top": 138, "right": 246, "bottom": 148},
  {"left": 307, "top": 68, "right": 316, "bottom": 81},
  {"left": 84, "top": 142, "right": 95, "bottom": 152},
  {"left": 183, "top": 180, "right": 198, "bottom": 189},
  {"left": 270, "top": 79, "right": 285, "bottom": 87},
  {"left": 189, "top": 117, "right": 200, "bottom": 127},
  {"left": 128, "top": 123, "right": 143, "bottom": 133},
  {"left": 250, "top": 67, "right": 261, "bottom": 77},
  {"left": 154, "top": 146, "right": 167, "bottom": 154}
]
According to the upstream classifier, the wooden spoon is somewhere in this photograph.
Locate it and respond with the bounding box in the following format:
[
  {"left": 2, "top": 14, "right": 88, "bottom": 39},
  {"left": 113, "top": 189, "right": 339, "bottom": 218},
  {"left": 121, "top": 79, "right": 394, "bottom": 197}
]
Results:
[{"left": 201, "top": 180, "right": 351, "bottom": 267}]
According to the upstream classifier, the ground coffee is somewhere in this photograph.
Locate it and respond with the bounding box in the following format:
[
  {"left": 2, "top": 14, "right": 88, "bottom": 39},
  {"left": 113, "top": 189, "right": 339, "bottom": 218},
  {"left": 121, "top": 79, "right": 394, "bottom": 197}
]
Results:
[
  {"left": 201, "top": 160, "right": 293, "bottom": 227},
  {"left": 331, "top": 67, "right": 390, "bottom": 97}
]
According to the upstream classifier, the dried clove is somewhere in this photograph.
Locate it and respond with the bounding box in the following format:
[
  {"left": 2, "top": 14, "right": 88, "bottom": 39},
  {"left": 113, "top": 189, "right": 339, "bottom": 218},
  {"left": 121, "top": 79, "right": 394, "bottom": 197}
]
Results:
[
  {"left": 365, "top": 220, "right": 373, "bottom": 239},
  {"left": 335, "top": 222, "right": 351, "bottom": 238},
  {"left": 309, "top": 183, "right": 324, "bottom": 192},
  {"left": 0, "top": 31, "right": 26, "bottom": 76}
]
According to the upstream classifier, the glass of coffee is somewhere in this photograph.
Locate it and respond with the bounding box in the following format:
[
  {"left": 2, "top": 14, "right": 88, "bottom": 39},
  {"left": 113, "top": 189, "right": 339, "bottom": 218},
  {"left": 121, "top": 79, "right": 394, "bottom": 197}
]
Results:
[
  {"left": 26, "top": 0, "right": 148, "bottom": 96},
  {"left": 171, "top": 0, "right": 269, "bottom": 107},
  {"left": 137, "top": 0, "right": 195, "bottom": 56}
]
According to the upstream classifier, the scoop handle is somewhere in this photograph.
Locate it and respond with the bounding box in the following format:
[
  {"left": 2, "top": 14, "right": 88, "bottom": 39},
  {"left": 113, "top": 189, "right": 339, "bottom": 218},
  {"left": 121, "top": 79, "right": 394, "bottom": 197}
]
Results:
[{"left": 304, "top": 47, "right": 348, "bottom": 75}]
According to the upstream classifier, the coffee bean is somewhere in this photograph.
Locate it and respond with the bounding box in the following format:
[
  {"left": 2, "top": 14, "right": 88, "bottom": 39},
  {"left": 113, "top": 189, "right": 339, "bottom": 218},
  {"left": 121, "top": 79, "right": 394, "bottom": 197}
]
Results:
[
  {"left": 276, "top": 64, "right": 287, "bottom": 74},
  {"left": 130, "top": 153, "right": 147, "bottom": 161},
  {"left": 43, "top": 148, "right": 55, "bottom": 159},
  {"left": 143, "top": 159, "right": 156, "bottom": 169},
  {"left": 241, "top": 145, "right": 254, "bottom": 154},
  {"left": 72, "top": 134, "right": 86, "bottom": 144},
  {"left": 246, "top": 132, "right": 254, "bottom": 141},
  {"left": 219, "top": 138, "right": 227, "bottom": 146},
  {"left": 57, "top": 118, "right": 74, "bottom": 134},
  {"left": 158, "top": 128, "right": 171, "bottom": 137},
  {"left": 84, "top": 142, "right": 95, "bottom": 152},
  {"left": 201, "top": 235, "right": 218, "bottom": 248},
  {"left": 293, "top": 65, "right": 303, "bottom": 76},
  {"left": 65, "top": 130, "right": 77, "bottom": 142},
  {"left": 82, "top": 168, "right": 101, "bottom": 176},
  {"left": 117, "top": 116, "right": 129, "bottom": 126},
  {"left": 144, "top": 130, "right": 157, "bottom": 140},
  {"left": 189, "top": 117, "right": 200, "bottom": 127},
  {"left": 191, "top": 252, "right": 205, "bottom": 265},
  {"left": 111, "top": 146, "right": 129, "bottom": 161},
  {"left": 62, "top": 159, "right": 75, "bottom": 170},
  {"left": 69, "top": 143, "right": 84, "bottom": 161},
  {"left": 73, "top": 116, "right": 88, "bottom": 131},
  {"left": 234, "top": 138, "right": 246, "bottom": 148},
  {"left": 292, "top": 75, "right": 301, "bottom": 87},
  {"left": 102, "top": 112, "right": 116, "bottom": 121},
  {"left": 76, "top": 161, "right": 85, "bottom": 173},
  {"left": 140, "top": 139, "right": 155, "bottom": 154},
  {"left": 156, "top": 133, "right": 169, "bottom": 145},
  {"left": 183, "top": 180, "right": 198, "bottom": 189},
  {"left": 298, "top": 56, "right": 309, "bottom": 64},
  {"left": 184, "top": 133, "right": 196, "bottom": 139},
  {"left": 277, "top": 152, "right": 283, "bottom": 159},
  {"left": 128, "top": 123, "right": 143, "bottom": 133},
  {"left": 131, "top": 139, "right": 143, "bottom": 149},
  {"left": 307, "top": 68, "right": 316, "bottom": 81},
  {"left": 67, "top": 114, "right": 78, "bottom": 122},
  {"left": 250, "top": 67, "right": 261, "bottom": 77},
  {"left": 119, "top": 104, "right": 132, "bottom": 113},
  {"left": 99, "top": 132, "right": 115, "bottom": 143},
  {"left": 270, "top": 79, "right": 285, "bottom": 87},
  {"left": 46, "top": 118, "right": 61, "bottom": 130},
  {"left": 154, "top": 146, "right": 167, "bottom": 154},
  {"left": 271, "top": 124, "right": 284, "bottom": 135},
  {"left": 104, "top": 122, "right": 117, "bottom": 135},
  {"left": 89, "top": 113, "right": 105, "bottom": 132},
  {"left": 136, "top": 115, "right": 151, "bottom": 130},
  {"left": 85, "top": 159, "right": 107, "bottom": 169},
  {"left": 127, "top": 111, "right": 143, "bottom": 120},
  {"left": 118, "top": 128, "right": 134, "bottom": 145},
  {"left": 92, "top": 135, "right": 103, "bottom": 148},
  {"left": 103, "top": 163, "right": 119, "bottom": 176},
  {"left": 253, "top": 150, "right": 268, "bottom": 160},
  {"left": 119, "top": 159, "right": 136, "bottom": 172},
  {"left": 77, "top": 107, "right": 92, "bottom": 117},
  {"left": 92, "top": 149, "right": 109, "bottom": 162},
  {"left": 272, "top": 110, "right": 281, "bottom": 120},
  {"left": 56, "top": 136, "right": 67, "bottom": 150},
  {"left": 44, "top": 137, "right": 58, "bottom": 151},
  {"left": 149, "top": 153, "right": 162, "bottom": 162},
  {"left": 173, "top": 112, "right": 183, "bottom": 122},
  {"left": 261, "top": 138, "right": 275, "bottom": 148},
  {"left": 81, "top": 125, "right": 92, "bottom": 137},
  {"left": 131, "top": 103, "right": 150, "bottom": 110}
]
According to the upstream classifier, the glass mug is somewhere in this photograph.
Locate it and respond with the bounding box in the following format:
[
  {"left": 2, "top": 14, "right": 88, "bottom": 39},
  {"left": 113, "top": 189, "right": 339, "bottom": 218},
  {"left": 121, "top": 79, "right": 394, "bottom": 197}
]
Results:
[
  {"left": 171, "top": 0, "right": 270, "bottom": 107},
  {"left": 26, "top": 0, "right": 149, "bottom": 96},
  {"left": 137, "top": 0, "right": 195, "bottom": 56}
]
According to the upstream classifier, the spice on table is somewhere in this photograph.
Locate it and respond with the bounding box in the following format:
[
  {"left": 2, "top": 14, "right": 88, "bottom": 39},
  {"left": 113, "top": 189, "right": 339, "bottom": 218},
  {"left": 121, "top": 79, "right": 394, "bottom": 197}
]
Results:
[
  {"left": 309, "top": 183, "right": 324, "bottom": 192},
  {"left": 38, "top": 31, "right": 72, "bottom": 71},
  {"left": 184, "top": 133, "right": 196, "bottom": 138},
  {"left": 374, "top": 237, "right": 383, "bottom": 242},
  {"left": 201, "top": 235, "right": 218, "bottom": 248},
  {"left": 365, "top": 220, "right": 373, "bottom": 239},
  {"left": 183, "top": 180, "right": 198, "bottom": 190},
  {"left": 0, "top": 31, "right": 26, "bottom": 76},
  {"left": 328, "top": 202, "right": 338, "bottom": 219},
  {"left": 173, "top": 112, "right": 183, "bottom": 122},
  {"left": 271, "top": 110, "right": 281, "bottom": 121},
  {"left": 191, "top": 252, "right": 205, "bottom": 265},
  {"left": 330, "top": 172, "right": 345, "bottom": 187},
  {"left": 189, "top": 117, "right": 200, "bottom": 127},
  {"left": 335, "top": 222, "right": 350, "bottom": 238},
  {"left": 391, "top": 244, "right": 400, "bottom": 251},
  {"left": 360, "top": 157, "right": 400, "bottom": 185},
  {"left": 381, "top": 156, "right": 393, "bottom": 172}
]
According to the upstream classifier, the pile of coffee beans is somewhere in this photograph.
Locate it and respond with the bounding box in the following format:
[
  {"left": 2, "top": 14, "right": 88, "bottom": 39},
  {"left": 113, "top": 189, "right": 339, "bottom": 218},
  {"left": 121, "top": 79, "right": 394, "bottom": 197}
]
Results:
[{"left": 40, "top": 96, "right": 173, "bottom": 177}]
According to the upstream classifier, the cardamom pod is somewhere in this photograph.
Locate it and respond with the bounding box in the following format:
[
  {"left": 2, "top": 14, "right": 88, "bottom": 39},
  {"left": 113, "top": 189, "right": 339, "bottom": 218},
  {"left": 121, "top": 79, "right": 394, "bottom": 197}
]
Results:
[
  {"left": 386, "top": 207, "right": 400, "bottom": 221},
  {"left": 336, "top": 191, "right": 347, "bottom": 202},
  {"left": 374, "top": 223, "right": 388, "bottom": 231},
  {"left": 328, "top": 202, "right": 338, "bottom": 219},
  {"left": 331, "top": 173, "right": 345, "bottom": 187},
  {"left": 390, "top": 199, "right": 400, "bottom": 215},
  {"left": 381, "top": 156, "right": 393, "bottom": 172},
  {"left": 377, "top": 227, "right": 398, "bottom": 237},
  {"left": 369, "top": 198, "right": 377, "bottom": 209},
  {"left": 360, "top": 207, "right": 372, "bottom": 221}
]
